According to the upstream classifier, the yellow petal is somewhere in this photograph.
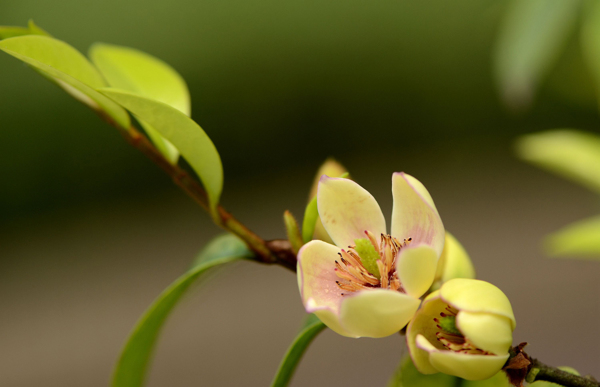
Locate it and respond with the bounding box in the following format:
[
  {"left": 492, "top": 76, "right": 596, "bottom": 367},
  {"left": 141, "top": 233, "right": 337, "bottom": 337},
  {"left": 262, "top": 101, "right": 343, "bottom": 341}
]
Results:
[
  {"left": 317, "top": 176, "right": 386, "bottom": 248},
  {"left": 456, "top": 311, "right": 513, "bottom": 356},
  {"left": 406, "top": 293, "right": 446, "bottom": 374},
  {"left": 307, "top": 300, "right": 357, "bottom": 338},
  {"left": 391, "top": 173, "right": 445, "bottom": 256},
  {"left": 397, "top": 245, "right": 438, "bottom": 298},
  {"left": 427, "top": 347, "right": 509, "bottom": 381},
  {"left": 339, "top": 289, "right": 420, "bottom": 338},
  {"left": 441, "top": 279, "right": 516, "bottom": 329}
]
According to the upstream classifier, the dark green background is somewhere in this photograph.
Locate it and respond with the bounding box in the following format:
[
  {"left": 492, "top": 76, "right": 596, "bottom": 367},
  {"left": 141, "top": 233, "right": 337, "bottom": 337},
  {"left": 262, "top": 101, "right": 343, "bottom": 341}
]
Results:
[{"left": 1, "top": 0, "right": 598, "bottom": 220}]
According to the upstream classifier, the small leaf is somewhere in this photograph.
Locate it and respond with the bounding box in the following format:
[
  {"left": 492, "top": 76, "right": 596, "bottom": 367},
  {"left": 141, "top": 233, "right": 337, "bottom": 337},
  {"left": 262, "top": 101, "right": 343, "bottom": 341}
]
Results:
[
  {"left": 545, "top": 215, "right": 600, "bottom": 259},
  {"left": 0, "top": 35, "right": 130, "bottom": 128},
  {"left": 302, "top": 197, "right": 318, "bottom": 243},
  {"left": 27, "top": 20, "right": 50, "bottom": 36},
  {"left": 387, "top": 356, "right": 510, "bottom": 387},
  {"left": 493, "top": 0, "right": 581, "bottom": 110},
  {"left": 515, "top": 130, "right": 600, "bottom": 194},
  {"left": 112, "top": 234, "right": 252, "bottom": 387},
  {"left": 270, "top": 314, "right": 326, "bottom": 387},
  {"left": 283, "top": 210, "right": 303, "bottom": 254},
  {"left": 99, "top": 88, "right": 223, "bottom": 212},
  {"left": 0, "top": 20, "right": 49, "bottom": 39},
  {"left": 90, "top": 43, "right": 191, "bottom": 164},
  {"left": 462, "top": 372, "right": 510, "bottom": 387}
]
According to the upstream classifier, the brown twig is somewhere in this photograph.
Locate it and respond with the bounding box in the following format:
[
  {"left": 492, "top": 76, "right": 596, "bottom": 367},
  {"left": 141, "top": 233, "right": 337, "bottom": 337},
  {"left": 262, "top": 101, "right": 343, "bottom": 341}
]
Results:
[
  {"left": 527, "top": 359, "right": 599, "bottom": 387},
  {"left": 504, "top": 344, "right": 599, "bottom": 387},
  {"left": 99, "top": 111, "right": 297, "bottom": 271}
]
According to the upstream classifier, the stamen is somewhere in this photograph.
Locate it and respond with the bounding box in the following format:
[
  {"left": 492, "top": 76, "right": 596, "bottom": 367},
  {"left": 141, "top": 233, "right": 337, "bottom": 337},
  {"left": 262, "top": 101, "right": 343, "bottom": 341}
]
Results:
[{"left": 333, "top": 231, "right": 411, "bottom": 295}]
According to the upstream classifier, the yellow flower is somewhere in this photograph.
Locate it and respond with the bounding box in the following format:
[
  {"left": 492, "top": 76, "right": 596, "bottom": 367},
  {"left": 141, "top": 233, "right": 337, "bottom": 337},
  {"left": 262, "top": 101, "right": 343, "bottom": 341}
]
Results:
[
  {"left": 406, "top": 279, "right": 516, "bottom": 380},
  {"left": 297, "top": 173, "right": 445, "bottom": 338}
]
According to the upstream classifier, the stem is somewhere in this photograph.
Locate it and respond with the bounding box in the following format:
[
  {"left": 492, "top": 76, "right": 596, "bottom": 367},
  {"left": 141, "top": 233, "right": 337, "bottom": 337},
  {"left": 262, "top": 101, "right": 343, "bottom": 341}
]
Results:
[
  {"left": 528, "top": 359, "right": 599, "bottom": 387},
  {"left": 100, "top": 110, "right": 295, "bottom": 270}
]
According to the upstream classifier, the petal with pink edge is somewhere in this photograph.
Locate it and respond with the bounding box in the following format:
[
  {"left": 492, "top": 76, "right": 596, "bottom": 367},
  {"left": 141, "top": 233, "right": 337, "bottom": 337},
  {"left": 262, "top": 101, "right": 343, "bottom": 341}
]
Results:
[
  {"left": 317, "top": 176, "right": 386, "bottom": 249},
  {"left": 297, "top": 240, "right": 344, "bottom": 312},
  {"left": 339, "top": 289, "right": 420, "bottom": 338},
  {"left": 391, "top": 173, "right": 445, "bottom": 256},
  {"left": 396, "top": 245, "right": 438, "bottom": 298}
]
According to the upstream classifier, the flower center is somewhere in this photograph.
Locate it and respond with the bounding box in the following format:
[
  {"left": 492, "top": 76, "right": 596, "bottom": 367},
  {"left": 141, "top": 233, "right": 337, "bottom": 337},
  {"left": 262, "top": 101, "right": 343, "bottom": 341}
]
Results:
[
  {"left": 434, "top": 305, "right": 490, "bottom": 355},
  {"left": 334, "top": 231, "right": 412, "bottom": 296}
]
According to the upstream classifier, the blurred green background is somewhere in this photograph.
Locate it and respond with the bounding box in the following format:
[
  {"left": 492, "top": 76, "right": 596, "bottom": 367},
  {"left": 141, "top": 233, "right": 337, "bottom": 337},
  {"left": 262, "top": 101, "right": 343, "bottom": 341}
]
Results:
[{"left": 1, "top": 0, "right": 598, "bottom": 386}]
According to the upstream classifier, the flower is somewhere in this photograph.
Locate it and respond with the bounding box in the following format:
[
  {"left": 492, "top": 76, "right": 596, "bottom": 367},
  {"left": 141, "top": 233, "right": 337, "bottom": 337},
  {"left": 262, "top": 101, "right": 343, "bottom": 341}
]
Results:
[
  {"left": 407, "top": 278, "right": 516, "bottom": 380},
  {"left": 297, "top": 172, "right": 445, "bottom": 338}
]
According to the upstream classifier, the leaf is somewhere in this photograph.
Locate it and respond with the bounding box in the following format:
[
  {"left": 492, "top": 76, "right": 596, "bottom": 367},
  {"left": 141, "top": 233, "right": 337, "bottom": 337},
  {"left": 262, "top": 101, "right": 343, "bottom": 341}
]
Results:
[
  {"left": 192, "top": 233, "right": 253, "bottom": 268},
  {"left": 0, "top": 20, "right": 49, "bottom": 39},
  {"left": 301, "top": 197, "right": 318, "bottom": 243},
  {"left": 0, "top": 35, "right": 130, "bottom": 128},
  {"left": 515, "top": 130, "right": 600, "bottom": 194},
  {"left": 270, "top": 314, "right": 326, "bottom": 387},
  {"left": 387, "top": 356, "right": 510, "bottom": 387},
  {"left": 493, "top": 0, "right": 581, "bottom": 110},
  {"left": 112, "top": 234, "right": 253, "bottom": 387},
  {"left": 545, "top": 215, "right": 600, "bottom": 259},
  {"left": 90, "top": 43, "right": 191, "bottom": 164},
  {"left": 387, "top": 355, "right": 457, "bottom": 387},
  {"left": 100, "top": 88, "right": 223, "bottom": 212},
  {"left": 462, "top": 372, "right": 510, "bottom": 387}
]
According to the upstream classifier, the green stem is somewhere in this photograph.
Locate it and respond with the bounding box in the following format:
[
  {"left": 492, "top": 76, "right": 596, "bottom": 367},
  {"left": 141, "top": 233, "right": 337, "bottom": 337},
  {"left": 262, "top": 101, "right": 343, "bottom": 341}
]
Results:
[{"left": 527, "top": 359, "right": 599, "bottom": 387}]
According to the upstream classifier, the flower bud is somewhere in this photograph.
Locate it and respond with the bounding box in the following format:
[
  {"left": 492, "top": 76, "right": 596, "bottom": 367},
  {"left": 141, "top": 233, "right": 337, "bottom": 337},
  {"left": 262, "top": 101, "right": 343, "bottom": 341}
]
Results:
[
  {"left": 309, "top": 158, "right": 348, "bottom": 243},
  {"left": 431, "top": 232, "right": 475, "bottom": 289},
  {"left": 406, "top": 278, "right": 516, "bottom": 381}
]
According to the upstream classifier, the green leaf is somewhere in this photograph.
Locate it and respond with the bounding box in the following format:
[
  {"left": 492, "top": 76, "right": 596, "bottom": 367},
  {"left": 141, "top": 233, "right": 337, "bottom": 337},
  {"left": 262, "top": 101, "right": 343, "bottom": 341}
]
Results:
[
  {"left": 515, "top": 130, "right": 600, "bottom": 194},
  {"left": 90, "top": 43, "right": 191, "bottom": 164},
  {"left": 0, "top": 35, "right": 130, "bottom": 128},
  {"left": 283, "top": 210, "right": 303, "bottom": 254},
  {"left": 192, "top": 233, "right": 253, "bottom": 268},
  {"left": 302, "top": 197, "right": 319, "bottom": 243},
  {"left": 462, "top": 372, "right": 510, "bottom": 387},
  {"left": 270, "top": 314, "right": 326, "bottom": 387},
  {"left": 99, "top": 88, "right": 223, "bottom": 212},
  {"left": 387, "top": 356, "right": 509, "bottom": 387},
  {"left": 0, "top": 20, "right": 49, "bottom": 39},
  {"left": 545, "top": 215, "right": 600, "bottom": 259},
  {"left": 387, "top": 355, "right": 457, "bottom": 387},
  {"left": 112, "top": 234, "right": 252, "bottom": 387},
  {"left": 27, "top": 20, "right": 50, "bottom": 36},
  {"left": 493, "top": 0, "right": 581, "bottom": 110}
]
